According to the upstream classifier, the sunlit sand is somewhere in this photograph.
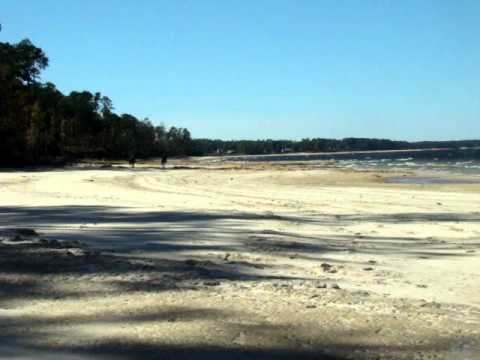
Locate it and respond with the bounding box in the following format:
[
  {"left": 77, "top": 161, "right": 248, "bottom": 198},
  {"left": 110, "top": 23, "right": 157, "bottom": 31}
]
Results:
[{"left": 1, "top": 160, "right": 479, "bottom": 359}]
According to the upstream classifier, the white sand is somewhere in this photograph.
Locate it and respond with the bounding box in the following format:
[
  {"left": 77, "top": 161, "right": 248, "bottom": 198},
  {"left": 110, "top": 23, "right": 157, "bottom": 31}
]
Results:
[{"left": 1, "top": 162, "right": 479, "bottom": 359}]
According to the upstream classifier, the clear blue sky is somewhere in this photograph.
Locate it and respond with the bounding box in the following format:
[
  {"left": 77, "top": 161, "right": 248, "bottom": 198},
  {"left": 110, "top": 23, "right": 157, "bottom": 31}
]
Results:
[{"left": 2, "top": 0, "right": 479, "bottom": 141}]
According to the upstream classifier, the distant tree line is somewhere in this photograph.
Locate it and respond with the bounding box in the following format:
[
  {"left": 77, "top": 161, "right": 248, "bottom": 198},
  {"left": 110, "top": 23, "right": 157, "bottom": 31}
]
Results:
[
  {"left": 190, "top": 138, "right": 480, "bottom": 156},
  {"left": 0, "top": 39, "right": 192, "bottom": 166}
]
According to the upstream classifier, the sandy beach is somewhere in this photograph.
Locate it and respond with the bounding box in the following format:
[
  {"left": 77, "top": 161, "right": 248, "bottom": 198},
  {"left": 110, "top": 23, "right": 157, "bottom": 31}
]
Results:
[{"left": 1, "top": 159, "right": 479, "bottom": 359}]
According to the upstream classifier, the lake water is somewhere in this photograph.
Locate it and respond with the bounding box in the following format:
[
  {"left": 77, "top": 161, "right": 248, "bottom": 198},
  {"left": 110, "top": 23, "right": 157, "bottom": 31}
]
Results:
[{"left": 232, "top": 147, "right": 480, "bottom": 177}]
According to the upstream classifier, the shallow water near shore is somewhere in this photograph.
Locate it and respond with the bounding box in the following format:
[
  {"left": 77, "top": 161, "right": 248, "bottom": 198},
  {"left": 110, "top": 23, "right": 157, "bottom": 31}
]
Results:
[
  {"left": 387, "top": 176, "right": 480, "bottom": 185},
  {"left": 232, "top": 148, "right": 480, "bottom": 176}
]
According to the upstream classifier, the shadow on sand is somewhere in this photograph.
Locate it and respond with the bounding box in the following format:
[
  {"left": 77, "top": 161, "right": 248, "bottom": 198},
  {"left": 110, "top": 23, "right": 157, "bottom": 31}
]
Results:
[{"left": 1, "top": 205, "right": 479, "bottom": 359}]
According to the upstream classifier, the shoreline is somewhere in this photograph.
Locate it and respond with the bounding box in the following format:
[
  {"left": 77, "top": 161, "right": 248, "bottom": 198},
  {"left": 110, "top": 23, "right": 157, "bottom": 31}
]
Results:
[{"left": 217, "top": 146, "right": 454, "bottom": 160}]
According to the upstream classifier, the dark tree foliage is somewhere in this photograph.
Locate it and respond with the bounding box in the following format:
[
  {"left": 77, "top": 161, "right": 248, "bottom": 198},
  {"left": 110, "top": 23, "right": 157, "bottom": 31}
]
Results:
[
  {"left": 191, "top": 138, "right": 480, "bottom": 156},
  {"left": 0, "top": 39, "right": 193, "bottom": 166}
]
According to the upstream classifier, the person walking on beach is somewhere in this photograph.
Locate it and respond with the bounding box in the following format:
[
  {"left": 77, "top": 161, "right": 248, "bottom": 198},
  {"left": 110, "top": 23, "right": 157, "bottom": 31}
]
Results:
[
  {"left": 129, "top": 155, "right": 136, "bottom": 168},
  {"left": 161, "top": 153, "right": 168, "bottom": 169}
]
